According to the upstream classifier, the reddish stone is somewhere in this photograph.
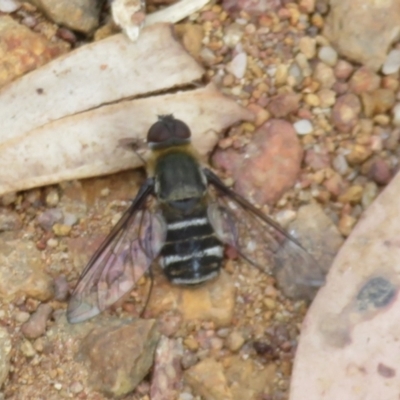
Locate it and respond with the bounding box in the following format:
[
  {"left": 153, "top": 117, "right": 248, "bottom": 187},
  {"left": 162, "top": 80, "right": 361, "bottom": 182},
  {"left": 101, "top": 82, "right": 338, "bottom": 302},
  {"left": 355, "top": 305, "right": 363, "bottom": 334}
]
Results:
[
  {"left": 332, "top": 81, "right": 349, "bottom": 95},
  {"left": 225, "top": 246, "right": 239, "bottom": 260},
  {"left": 324, "top": 174, "right": 348, "bottom": 197},
  {"left": 334, "top": 60, "right": 354, "bottom": 80},
  {"left": 212, "top": 119, "right": 303, "bottom": 205},
  {"left": 368, "top": 159, "right": 392, "bottom": 185},
  {"left": 348, "top": 66, "right": 380, "bottom": 94},
  {"left": 267, "top": 93, "right": 301, "bottom": 118},
  {"left": 150, "top": 337, "right": 182, "bottom": 400},
  {"left": 0, "top": 16, "right": 68, "bottom": 88},
  {"left": 304, "top": 149, "right": 331, "bottom": 170},
  {"left": 21, "top": 304, "right": 53, "bottom": 339},
  {"left": 297, "top": 108, "right": 313, "bottom": 119}
]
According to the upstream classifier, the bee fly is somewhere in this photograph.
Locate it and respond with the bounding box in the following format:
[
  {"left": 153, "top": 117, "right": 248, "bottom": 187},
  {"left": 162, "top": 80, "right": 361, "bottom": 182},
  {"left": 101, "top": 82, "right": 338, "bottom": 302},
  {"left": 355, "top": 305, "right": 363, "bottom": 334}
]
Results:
[{"left": 67, "top": 115, "right": 324, "bottom": 323}]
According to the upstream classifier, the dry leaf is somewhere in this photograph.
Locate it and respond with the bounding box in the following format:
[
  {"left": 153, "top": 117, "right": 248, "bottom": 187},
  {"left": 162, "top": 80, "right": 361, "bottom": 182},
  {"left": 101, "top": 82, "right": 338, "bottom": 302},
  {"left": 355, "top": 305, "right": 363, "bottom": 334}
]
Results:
[
  {"left": 0, "top": 83, "right": 253, "bottom": 195},
  {"left": 112, "top": 0, "right": 211, "bottom": 41},
  {"left": 0, "top": 24, "right": 204, "bottom": 142}
]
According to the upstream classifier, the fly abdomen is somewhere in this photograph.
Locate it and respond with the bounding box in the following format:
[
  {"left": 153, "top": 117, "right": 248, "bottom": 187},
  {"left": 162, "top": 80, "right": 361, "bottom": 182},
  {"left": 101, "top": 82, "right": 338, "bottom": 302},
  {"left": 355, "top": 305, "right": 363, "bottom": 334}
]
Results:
[{"left": 160, "top": 214, "right": 223, "bottom": 285}]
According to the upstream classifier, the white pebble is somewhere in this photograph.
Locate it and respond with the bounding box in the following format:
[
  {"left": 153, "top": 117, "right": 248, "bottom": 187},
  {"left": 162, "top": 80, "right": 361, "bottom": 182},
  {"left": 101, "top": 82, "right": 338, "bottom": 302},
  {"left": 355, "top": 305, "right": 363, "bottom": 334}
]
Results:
[
  {"left": 63, "top": 212, "right": 78, "bottom": 226},
  {"left": 223, "top": 23, "right": 244, "bottom": 48},
  {"left": 275, "top": 209, "right": 296, "bottom": 228},
  {"left": 111, "top": 212, "right": 123, "bottom": 226},
  {"left": 332, "top": 154, "right": 349, "bottom": 175},
  {"left": 293, "top": 119, "right": 313, "bottom": 135},
  {"left": 0, "top": 0, "right": 20, "bottom": 13},
  {"left": 393, "top": 103, "right": 400, "bottom": 126},
  {"left": 318, "top": 46, "right": 338, "bottom": 67},
  {"left": 382, "top": 49, "right": 400, "bottom": 75},
  {"left": 288, "top": 62, "right": 303, "bottom": 86},
  {"left": 47, "top": 238, "right": 58, "bottom": 248},
  {"left": 227, "top": 52, "right": 247, "bottom": 79},
  {"left": 179, "top": 393, "right": 194, "bottom": 400}
]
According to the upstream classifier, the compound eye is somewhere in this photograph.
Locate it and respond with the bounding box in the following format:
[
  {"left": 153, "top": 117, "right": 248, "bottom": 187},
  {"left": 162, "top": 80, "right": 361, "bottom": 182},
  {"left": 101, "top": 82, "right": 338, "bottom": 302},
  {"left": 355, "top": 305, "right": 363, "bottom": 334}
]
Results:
[
  {"left": 147, "top": 121, "right": 170, "bottom": 144},
  {"left": 173, "top": 119, "right": 191, "bottom": 140},
  {"left": 147, "top": 115, "right": 192, "bottom": 144}
]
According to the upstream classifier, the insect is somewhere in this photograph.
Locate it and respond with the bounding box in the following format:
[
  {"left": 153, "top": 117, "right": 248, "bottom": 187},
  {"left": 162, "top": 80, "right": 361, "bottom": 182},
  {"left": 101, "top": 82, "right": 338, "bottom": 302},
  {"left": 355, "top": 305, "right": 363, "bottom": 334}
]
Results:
[{"left": 67, "top": 115, "right": 324, "bottom": 323}]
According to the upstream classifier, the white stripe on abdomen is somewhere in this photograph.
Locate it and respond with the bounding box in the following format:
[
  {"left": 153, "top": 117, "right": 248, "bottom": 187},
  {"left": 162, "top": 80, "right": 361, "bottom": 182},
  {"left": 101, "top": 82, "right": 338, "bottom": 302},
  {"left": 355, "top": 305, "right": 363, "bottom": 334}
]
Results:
[
  {"left": 163, "top": 245, "right": 223, "bottom": 266},
  {"left": 167, "top": 217, "right": 208, "bottom": 231}
]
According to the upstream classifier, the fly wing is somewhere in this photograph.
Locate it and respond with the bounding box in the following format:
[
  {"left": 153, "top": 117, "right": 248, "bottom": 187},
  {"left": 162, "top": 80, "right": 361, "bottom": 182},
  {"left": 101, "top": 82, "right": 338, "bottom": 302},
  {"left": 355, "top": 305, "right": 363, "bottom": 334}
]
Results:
[
  {"left": 205, "top": 169, "right": 325, "bottom": 300},
  {"left": 67, "top": 179, "right": 166, "bottom": 323}
]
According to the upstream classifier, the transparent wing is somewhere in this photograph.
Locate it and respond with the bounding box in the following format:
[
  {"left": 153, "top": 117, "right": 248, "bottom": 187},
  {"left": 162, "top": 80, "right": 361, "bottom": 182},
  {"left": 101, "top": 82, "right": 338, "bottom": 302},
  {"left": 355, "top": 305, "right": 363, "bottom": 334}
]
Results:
[
  {"left": 67, "top": 179, "right": 166, "bottom": 323},
  {"left": 205, "top": 169, "right": 325, "bottom": 300}
]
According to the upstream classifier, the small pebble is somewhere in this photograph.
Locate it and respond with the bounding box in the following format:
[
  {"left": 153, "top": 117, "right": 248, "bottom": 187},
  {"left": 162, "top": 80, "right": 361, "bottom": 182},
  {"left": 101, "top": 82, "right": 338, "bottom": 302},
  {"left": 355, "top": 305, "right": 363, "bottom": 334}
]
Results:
[
  {"left": 70, "top": 382, "right": 83, "bottom": 394},
  {"left": 14, "top": 311, "right": 30, "bottom": 323},
  {"left": 33, "top": 338, "right": 44, "bottom": 353},
  {"left": 45, "top": 190, "right": 59, "bottom": 207},
  {"left": 63, "top": 212, "right": 78, "bottom": 226},
  {"left": 338, "top": 214, "right": 356, "bottom": 236},
  {"left": 332, "top": 94, "right": 361, "bottom": 133},
  {"left": 263, "top": 298, "right": 277, "bottom": 310},
  {"left": 46, "top": 238, "right": 58, "bottom": 248},
  {"left": 384, "top": 128, "right": 400, "bottom": 150},
  {"left": 0, "top": 0, "right": 20, "bottom": 12},
  {"left": 54, "top": 383, "right": 62, "bottom": 391},
  {"left": 37, "top": 209, "right": 63, "bottom": 231},
  {"left": 226, "top": 331, "right": 245, "bottom": 352},
  {"left": 184, "top": 336, "right": 199, "bottom": 351},
  {"left": 338, "top": 186, "right": 363, "bottom": 204},
  {"left": 317, "top": 89, "right": 336, "bottom": 108},
  {"left": 298, "top": 36, "right": 316, "bottom": 59},
  {"left": 52, "top": 223, "right": 72, "bottom": 236},
  {"left": 181, "top": 353, "right": 199, "bottom": 370},
  {"left": 100, "top": 188, "right": 110, "bottom": 197},
  {"left": 313, "top": 62, "right": 335, "bottom": 89},
  {"left": 227, "top": 52, "right": 247, "bottom": 79},
  {"left": 275, "top": 209, "right": 296, "bottom": 228},
  {"left": 334, "top": 59, "right": 354, "bottom": 80},
  {"left": 346, "top": 144, "right": 372, "bottom": 165},
  {"left": 21, "top": 304, "right": 53, "bottom": 339},
  {"left": 20, "top": 340, "right": 36, "bottom": 358},
  {"left": 349, "top": 67, "right": 380, "bottom": 94},
  {"left": 200, "top": 47, "right": 217, "bottom": 65},
  {"left": 179, "top": 393, "right": 194, "bottom": 400},
  {"left": 53, "top": 275, "right": 69, "bottom": 301},
  {"left": 1, "top": 192, "right": 16, "bottom": 206},
  {"left": 332, "top": 154, "right": 349, "bottom": 175},
  {"left": 293, "top": 119, "right": 313, "bottom": 135},
  {"left": 21, "top": 15, "right": 37, "bottom": 28},
  {"left": 368, "top": 158, "right": 392, "bottom": 185},
  {"left": 382, "top": 49, "right": 400, "bottom": 75},
  {"left": 56, "top": 28, "right": 77, "bottom": 44},
  {"left": 392, "top": 103, "right": 400, "bottom": 126},
  {"left": 223, "top": 23, "right": 244, "bottom": 48},
  {"left": 275, "top": 64, "right": 288, "bottom": 86},
  {"left": 288, "top": 61, "right": 303, "bottom": 86},
  {"left": 216, "top": 328, "right": 230, "bottom": 338},
  {"left": 318, "top": 46, "right": 338, "bottom": 67},
  {"left": 111, "top": 212, "right": 123, "bottom": 226},
  {"left": 362, "top": 182, "right": 378, "bottom": 208}
]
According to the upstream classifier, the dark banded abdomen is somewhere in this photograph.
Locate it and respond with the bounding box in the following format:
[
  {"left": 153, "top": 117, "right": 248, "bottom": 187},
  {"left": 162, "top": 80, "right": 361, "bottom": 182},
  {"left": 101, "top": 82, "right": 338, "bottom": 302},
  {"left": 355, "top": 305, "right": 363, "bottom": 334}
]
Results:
[{"left": 160, "top": 210, "right": 223, "bottom": 285}]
